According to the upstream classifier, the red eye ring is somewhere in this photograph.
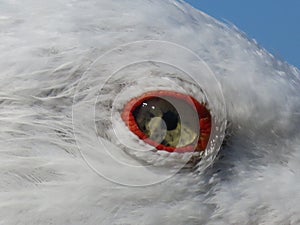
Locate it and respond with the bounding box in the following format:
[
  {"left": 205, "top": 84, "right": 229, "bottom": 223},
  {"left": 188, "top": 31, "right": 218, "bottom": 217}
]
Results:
[{"left": 121, "top": 90, "right": 212, "bottom": 153}]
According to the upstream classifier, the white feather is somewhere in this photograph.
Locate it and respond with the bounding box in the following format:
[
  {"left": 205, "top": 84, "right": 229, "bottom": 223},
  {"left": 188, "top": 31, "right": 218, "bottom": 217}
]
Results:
[{"left": 0, "top": 0, "right": 299, "bottom": 224}]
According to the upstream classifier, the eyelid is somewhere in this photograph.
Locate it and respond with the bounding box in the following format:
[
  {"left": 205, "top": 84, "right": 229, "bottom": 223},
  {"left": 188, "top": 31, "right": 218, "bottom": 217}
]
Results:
[{"left": 121, "top": 90, "right": 212, "bottom": 153}]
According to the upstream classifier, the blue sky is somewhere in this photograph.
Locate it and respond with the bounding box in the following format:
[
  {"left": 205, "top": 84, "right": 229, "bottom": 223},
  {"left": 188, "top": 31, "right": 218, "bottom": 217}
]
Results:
[{"left": 185, "top": 0, "right": 300, "bottom": 69}]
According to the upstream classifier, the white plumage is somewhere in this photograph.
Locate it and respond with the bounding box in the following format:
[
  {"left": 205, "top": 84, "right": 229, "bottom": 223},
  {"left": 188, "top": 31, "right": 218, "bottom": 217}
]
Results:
[{"left": 0, "top": 0, "right": 299, "bottom": 224}]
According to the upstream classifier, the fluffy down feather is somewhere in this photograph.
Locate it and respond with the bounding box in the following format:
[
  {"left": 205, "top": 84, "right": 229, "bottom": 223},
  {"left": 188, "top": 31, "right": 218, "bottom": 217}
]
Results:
[{"left": 0, "top": 0, "right": 299, "bottom": 224}]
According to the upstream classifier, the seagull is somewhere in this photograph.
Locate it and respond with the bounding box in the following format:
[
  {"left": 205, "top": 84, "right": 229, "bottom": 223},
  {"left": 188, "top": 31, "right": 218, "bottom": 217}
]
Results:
[{"left": 0, "top": 0, "right": 299, "bottom": 224}]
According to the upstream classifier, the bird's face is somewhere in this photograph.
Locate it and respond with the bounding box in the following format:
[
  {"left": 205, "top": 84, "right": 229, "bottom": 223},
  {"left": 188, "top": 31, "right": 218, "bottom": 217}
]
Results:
[{"left": 1, "top": 0, "right": 299, "bottom": 224}]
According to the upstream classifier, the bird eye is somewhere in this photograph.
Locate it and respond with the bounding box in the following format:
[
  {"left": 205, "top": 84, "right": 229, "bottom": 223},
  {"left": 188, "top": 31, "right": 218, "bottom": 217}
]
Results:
[
  {"left": 73, "top": 41, "right": 227, "bottom": 184},
  {"left": 122, "top": 90, "right": 212, "bottom": 153}
]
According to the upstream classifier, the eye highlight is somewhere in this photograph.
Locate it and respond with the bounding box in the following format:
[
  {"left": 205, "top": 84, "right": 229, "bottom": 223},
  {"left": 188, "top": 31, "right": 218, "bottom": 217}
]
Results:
[{"left": 122, "top": 90, "right": 212, "bottom": 153}]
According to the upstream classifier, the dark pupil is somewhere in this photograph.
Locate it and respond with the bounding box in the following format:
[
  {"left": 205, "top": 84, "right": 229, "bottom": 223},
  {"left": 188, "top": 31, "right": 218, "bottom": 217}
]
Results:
[
  {"left": 162, "top": 111, "right": 178, "bottom": 131},
  {"left": 133, "top": 97, "right": 181, "bottom": 147}
]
